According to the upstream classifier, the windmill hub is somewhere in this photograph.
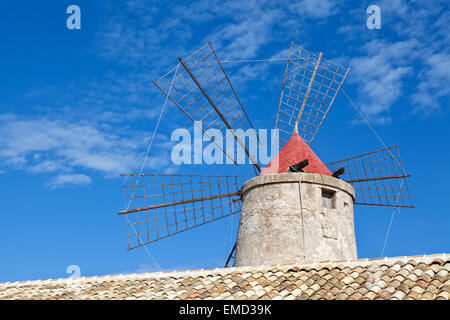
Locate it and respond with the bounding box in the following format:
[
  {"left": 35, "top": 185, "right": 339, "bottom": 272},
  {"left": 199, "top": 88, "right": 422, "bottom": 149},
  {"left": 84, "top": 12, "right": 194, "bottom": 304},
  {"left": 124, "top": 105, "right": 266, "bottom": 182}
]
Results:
[{"left": 234, "top": 172, "right": 357, "bottom": 267}]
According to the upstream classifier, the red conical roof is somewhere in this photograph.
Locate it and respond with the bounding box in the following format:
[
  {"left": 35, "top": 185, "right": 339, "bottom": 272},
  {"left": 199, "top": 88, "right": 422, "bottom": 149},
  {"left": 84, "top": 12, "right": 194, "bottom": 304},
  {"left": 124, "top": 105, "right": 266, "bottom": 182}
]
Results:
[{"left": 260, "top": 133, "right": 331, "bottom": 176}]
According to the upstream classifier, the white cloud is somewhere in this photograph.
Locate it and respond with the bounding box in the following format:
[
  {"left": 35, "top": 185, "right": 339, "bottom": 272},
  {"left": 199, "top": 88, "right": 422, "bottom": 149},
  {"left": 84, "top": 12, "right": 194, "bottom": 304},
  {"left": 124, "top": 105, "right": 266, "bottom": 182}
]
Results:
[
  {"left": 47, "top": 174, "right": 92, "bottom": 189},
  {"left": 379, "top": 0, "right": 447, "bottom": 40},
  {"left": 348, "top": 39, "right": 419, "bottom": 122},
  {"left": 379, "top": 0, "right": 408, "bottom": 17},
  {"left": 0, "top": 115, "right": 136, "bottom": 174},
  {"left": 292, "top": 0, "right": 339, "bottom": 18},
  {"left": 28, "top": 160, "right": 67, "bottom": 174},
  {"left": 94, "top": 0, "right": 343, "bottom": 85},
  {"left": 412, "top": 53, "right": 450, "bottom": 112},
  {"left": 209, "top": 7, "right": 281, "bottom": 60},
  {"left": 0, "top": 113, "right": 175, "bottom": 186},
  {"left": 336, "top": 0, "right": 449, "bottom": 117}
]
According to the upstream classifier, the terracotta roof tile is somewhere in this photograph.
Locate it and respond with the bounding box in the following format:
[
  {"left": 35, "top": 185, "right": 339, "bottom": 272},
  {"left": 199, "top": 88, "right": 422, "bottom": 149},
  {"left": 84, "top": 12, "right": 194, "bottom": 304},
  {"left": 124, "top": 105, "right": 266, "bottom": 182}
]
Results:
[{"left": 1, "top": 254, "right": 448, "bottom": 300}]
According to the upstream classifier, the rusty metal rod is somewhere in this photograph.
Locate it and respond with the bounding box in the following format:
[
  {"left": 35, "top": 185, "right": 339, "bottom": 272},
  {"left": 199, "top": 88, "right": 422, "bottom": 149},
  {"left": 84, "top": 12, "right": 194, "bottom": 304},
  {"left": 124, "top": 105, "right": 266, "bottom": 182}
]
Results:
[
  {"left": 152, "top": 79, "right": 239, "bottom": 166},
  {"left": 208, "top": 42, "right": 262, "bottom": 148},
  {"left": 224, "top": 242, "right": 236, "bottom": 267},
  {"left": 327, "top": 145, "right": 399, "bottom": 165},
  {"left": 177, "top": 57, "right": 261, "bottom": 172},
  {"left": 118, "top": 191, "right": 240, "bottom": 215},
  {"left": 294, "top": 52, "right": 323, "bottom": 133},
  {"left": 354, "top": 202, "right": 415, "bottom": 208},
  {"left": 345, "top": 174, "right": 410, "bottom": 183}
]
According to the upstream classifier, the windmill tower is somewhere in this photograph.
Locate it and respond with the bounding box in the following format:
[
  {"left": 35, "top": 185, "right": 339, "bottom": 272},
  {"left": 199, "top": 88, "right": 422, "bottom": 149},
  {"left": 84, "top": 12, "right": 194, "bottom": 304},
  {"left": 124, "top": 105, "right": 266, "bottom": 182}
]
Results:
[{"left": 118, "top": 42, "right": 414, "bottom": 268}]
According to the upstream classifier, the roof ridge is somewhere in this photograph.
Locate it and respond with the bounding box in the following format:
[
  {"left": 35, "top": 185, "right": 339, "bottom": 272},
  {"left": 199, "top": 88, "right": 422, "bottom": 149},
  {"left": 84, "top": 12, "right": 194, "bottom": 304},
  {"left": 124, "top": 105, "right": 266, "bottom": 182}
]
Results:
[{"left": 1, "top": 253, "right": 447, "bottom": 286}]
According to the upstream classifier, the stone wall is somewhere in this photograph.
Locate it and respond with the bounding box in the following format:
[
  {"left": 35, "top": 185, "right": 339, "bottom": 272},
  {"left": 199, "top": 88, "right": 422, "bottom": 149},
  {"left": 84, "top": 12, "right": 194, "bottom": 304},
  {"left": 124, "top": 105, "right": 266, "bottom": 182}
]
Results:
[{"left": 234, "top": 172, "right": 357, "bottom": 267}]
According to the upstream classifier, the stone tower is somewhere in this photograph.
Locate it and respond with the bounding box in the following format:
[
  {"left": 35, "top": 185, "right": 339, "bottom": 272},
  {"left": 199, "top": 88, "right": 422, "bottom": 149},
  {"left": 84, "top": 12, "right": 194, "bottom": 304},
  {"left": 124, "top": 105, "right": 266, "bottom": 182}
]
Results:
[{"left": 234, "top": 172, "right": 357, "bottom": 267}]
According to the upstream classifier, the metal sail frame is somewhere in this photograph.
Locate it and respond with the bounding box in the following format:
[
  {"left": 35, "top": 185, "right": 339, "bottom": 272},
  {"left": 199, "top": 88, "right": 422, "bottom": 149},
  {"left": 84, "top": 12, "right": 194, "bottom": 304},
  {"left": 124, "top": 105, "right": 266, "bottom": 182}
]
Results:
[
  {"left": 327, "top": 146, "right": 414, "bottom": 208},
  {"left": 119, "top": 42, "right": 265, "bottom": 252},
  {"left": 153, "top": 42, "right": 261, "bottom": 172},
  {"left": 120, "top": 174, "right": 241, "bottom": 250},
  {"left": 275, "top": 42, "right": 349, "bottom": 146}
]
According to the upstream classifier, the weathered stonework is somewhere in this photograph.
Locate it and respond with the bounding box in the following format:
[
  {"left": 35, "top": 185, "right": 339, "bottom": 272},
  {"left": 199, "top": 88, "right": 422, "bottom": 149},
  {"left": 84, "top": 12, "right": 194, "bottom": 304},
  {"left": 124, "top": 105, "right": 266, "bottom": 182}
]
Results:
[{"left": 234, "top": 172, "right": 357, "bottom": 267}]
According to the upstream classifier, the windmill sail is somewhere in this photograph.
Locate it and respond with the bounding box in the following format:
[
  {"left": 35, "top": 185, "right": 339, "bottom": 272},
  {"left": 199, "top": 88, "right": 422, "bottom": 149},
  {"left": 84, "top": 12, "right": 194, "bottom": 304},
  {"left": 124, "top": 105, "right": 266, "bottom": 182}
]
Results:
[
  {"left": 153, "top": 43, "right": 261, "bottom": 171},
  {"left": 275, "top": 42, "right": 349, "bottom": 146},
  {"left": 119, "top": 174, "right": 241, "bottom": 250},
  {"left": 327, "top": 146, "right": 414, "bottom": 208}
]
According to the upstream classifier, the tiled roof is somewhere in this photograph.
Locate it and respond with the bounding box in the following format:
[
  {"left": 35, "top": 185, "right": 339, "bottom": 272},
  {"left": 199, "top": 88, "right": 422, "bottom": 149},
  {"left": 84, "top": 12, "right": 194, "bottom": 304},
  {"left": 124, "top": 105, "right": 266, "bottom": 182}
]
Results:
[{"left": 0, "top": 254, "right": 448, "bottom": 300}]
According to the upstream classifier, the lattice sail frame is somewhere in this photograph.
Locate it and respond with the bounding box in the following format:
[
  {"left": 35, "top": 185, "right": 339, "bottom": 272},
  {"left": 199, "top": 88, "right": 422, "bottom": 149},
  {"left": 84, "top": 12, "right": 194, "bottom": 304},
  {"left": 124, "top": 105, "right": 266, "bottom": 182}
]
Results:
[
  {"left": 275, "top": 42, "right": 349, "bottom": 145},
  {"left": 153, "top": 43, "right": 261, "bottom": 171},
  {"left": 327, "top": 146, "right": 414, "bottom": 208},
  {"left": 119, "top": 174, "right": 241, "bottom": 250}
]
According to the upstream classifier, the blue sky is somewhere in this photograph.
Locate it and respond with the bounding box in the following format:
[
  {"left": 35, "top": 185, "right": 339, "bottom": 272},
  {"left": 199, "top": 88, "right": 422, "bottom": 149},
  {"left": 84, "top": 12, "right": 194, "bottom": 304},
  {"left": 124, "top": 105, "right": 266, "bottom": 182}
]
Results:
[{"left": 0, "top": 0, "right": 449, "bottom": 282}]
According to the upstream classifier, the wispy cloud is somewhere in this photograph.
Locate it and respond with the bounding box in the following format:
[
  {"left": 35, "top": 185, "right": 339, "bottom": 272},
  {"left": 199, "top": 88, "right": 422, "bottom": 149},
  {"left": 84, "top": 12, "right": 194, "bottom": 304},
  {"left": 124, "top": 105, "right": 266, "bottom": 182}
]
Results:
[
  {"left": 380, "top": 0, "right": 447, "bottom": 41},
  {"left": 290, "top": 0, "right": 340, "bottom": 19},
  {"left": 0, "top": 113, "right": 174, "bottom": 186},
  {"left": 348, "top": 39, "right": 418, "bottom": 123},
  {"left": 47, "top": 174, "right": 92, "bottom": 189},
  {"left": 208, "top": 6, "right": 282, "bottom": 59},
  {"left": 338, "top": 1, "right": 449, "bottom": 120},
  {"left": 412, "top": 53, "right": 450, "bottom": 112},
  {"left": 95, "top": 0, "right": 343, "bottom": 84}
]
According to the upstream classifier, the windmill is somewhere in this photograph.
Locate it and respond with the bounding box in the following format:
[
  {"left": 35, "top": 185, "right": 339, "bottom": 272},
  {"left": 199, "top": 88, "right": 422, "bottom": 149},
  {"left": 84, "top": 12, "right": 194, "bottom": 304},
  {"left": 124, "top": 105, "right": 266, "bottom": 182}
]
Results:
[{"left": 118, "top": 42, "right": 414, "bottom": 267}]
